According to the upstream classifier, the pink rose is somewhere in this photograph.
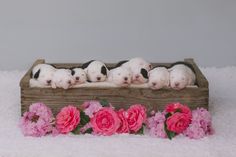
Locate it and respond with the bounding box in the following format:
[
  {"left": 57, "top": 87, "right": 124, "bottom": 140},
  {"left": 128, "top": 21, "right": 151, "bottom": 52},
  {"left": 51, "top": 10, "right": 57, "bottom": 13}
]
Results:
[
  {"left": 126, "top": 104, "right": 147, "bottom": 132},
  {"left": 165, "top": 102, "right": 191, "bottom": 117},
  {"left": 166, "top": 112, "right": 191, "bottom": 134},
  {"left": 116, "top": 109, "right": 129, "bottom": 134},
  {"left": 56, "top": 105, "right": 80, "bottom": 134},
  {"left": 91, "top": 107, "right": 120, "bottom": 136}
]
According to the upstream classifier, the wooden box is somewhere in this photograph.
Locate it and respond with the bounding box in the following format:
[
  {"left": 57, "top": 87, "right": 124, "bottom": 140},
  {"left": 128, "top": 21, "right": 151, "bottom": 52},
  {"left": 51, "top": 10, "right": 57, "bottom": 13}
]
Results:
[{"left": 20, "top": 58, "right": 209, "bottom": 115}]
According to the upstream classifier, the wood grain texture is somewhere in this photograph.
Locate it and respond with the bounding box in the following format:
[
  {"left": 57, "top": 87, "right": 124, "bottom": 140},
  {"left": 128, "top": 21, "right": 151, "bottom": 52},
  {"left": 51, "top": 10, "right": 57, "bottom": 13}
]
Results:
[{"left": 20, "top": 58, "right": 209, "bottom": 115}]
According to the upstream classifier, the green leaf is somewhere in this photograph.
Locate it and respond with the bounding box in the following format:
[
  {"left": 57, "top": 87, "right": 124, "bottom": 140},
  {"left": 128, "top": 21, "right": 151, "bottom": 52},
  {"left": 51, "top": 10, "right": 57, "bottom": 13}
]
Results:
[
  {"left": 84, "top": 128, "right": 93, "bottom": 134},
  {"left": 175, "top": 108, "right": 182, "bottom": 113},
  {"left": 100, "top": 99, "right": 110, "bottom": 107},
  {"left": 72, "top": 111, "right": 90, "bottom": 134},
  {"left": 136, "top": 124, "right": 145, "bottom": 135},
  {"left": 72, "top": 125, "right": 82, "bottom": 134},
  {"left": 80, "top": 111, "right": 90, "bottom": 126},
  {"left": 165, "top": 112, "right": 172, "bottom": 119},
  {"left": 164, "top": 122, "right": 176, "bottom": 140}
]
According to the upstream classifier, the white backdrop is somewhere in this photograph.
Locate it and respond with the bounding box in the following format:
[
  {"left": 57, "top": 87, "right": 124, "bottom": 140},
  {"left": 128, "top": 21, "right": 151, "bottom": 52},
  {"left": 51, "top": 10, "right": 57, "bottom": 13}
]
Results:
[{"left": 0, "top": 0, "right": 235, "bottom": 70}]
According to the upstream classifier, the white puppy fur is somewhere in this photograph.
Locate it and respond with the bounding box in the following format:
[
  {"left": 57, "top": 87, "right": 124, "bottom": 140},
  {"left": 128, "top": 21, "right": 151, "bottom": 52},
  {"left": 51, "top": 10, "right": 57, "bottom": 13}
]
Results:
[
  {"left": 71, "top": 68, "right": 87, "bottom": 85},
  {"left": 83, "top": 60, "right": 108, "bottom": 82},
  {"left": 119, "top": 57, "right": 151, "bottom": 84},
  {"left": 108, "top": 67, "right": 132, "bottom": 87},
  {"left": 30, "top": 64, "right": 56, "bottom": 87},
  {"left": 169, "top": 64, "right": 196, "bottom": 90},
  {"left": 148, "top": 67, "right": 170, "bottom": 90},
  {"left": 51, "top": 69, "right": 75, "bottom": 89}
]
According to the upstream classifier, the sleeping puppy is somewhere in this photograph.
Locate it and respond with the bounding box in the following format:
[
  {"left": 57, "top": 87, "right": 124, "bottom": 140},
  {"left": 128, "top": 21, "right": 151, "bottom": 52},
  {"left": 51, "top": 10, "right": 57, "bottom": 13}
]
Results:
[
  {"left": 169, "top": 63, "right": 196, "bottom": 90},
  {"left": 148, "top": 67, "right": 170, "bottom": 90},
  {"left": 82, "top": 60, "right": 109, "bottom": 82},
  {"left": 116, "top": 57, "right": 151, "bottom": 84},
  {"left": 30, "top": 64, "right": 56, "bottom": 87},
  {"left": 107, "top": 67, "right": 132, "bottom": 87},
  {"left": 51, "top": 69, "right": 75, "bottom": 89},
  {"left": 71, "top": 68, "right": 87, "bottom": 85}
]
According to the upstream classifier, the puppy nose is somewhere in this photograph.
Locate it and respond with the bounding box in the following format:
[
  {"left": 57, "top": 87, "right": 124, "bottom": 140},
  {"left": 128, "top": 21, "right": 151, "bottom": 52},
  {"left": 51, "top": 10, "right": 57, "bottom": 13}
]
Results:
[
  {"left": 97, "top": 77, "right": 101, "bottom": 81},
  {"left": 175, "top": 82, "right": 179, "bottom": 87},
  {"left": 76, "top": 77, "right": 80, "bottom": 80},
  {"left": 152, "top": 82, "right": 156, "bottom": 86},
  {"left": 135, "top": 75, "right": 140, "bottom": 79},
  {"left": 68, "top": 80, "right": 72, "bottom": 84},
  {"left": 124, "top": 77, "right": 128, "bottom": 81},
  {"left": 47, "top": 80, "right": 51, "bottom": 84}
]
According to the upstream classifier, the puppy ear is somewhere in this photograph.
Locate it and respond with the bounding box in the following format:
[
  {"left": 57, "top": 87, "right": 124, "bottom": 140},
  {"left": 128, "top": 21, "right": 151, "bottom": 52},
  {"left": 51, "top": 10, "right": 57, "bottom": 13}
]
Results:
[
  {"left": 101, "top": 66, "right": 107, "bottom": 76},
  {"left": 141, "top": 68, "right": 148, "bottom": 79},
  {"left": 82, "top": 60, "right": 94, "bottom": 69},
  {"left": 71, "top": 69, "right": 75, "bottom": 76},
  {"left": 33, "top": 69, "right": 40, "bottom": 79}
]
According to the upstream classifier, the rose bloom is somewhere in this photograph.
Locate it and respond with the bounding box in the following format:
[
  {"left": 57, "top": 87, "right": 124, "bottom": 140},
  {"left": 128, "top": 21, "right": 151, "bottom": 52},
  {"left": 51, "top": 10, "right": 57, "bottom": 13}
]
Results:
[
  {"left": 165, "top": 102, "right": 191, "bottom": 116},
  {"left": 91, "top": 107, "right": 120, "bottom": 136},
  {"left": 56, "top": 105, "right": 80, "bottom": 134},
  {"left": 126, "top": 104, "right": 147, "bottom": 132},
  {"left": 116, "top": 109, "right": 129, "bottom": 134},
  {"left": 166, "top": 112, "right": 191, "bottom": 134}
]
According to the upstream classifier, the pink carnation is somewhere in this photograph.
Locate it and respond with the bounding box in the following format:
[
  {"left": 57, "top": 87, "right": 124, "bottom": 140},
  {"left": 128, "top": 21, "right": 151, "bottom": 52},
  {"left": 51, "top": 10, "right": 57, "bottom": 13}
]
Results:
[
  {"left": 19, "top": 102, "right": 54, "bottom": 137},
  {"left": 91, "top": 107, "right": 120, "bottom": 136},
  {"left": 56, "top": 105, "right": 80, "bottom": 134},
  {"left": 126, "top": 104, "right": 147, "bottom": 133},
  {"left": 116, "top": 109, "right": 129, "bottom": 134},
  {"left": 147, "top": 112, "right": 167, "bottom": 138},
  {"left": 82, "top": 101, "right": 103, "bottom": 118},
  {"left": 184, "top": 108, "right": 214, "bottom": 139}
]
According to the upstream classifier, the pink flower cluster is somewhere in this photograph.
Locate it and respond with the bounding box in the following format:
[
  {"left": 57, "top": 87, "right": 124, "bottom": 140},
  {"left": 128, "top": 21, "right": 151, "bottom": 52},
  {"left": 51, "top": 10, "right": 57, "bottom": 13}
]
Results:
[
  {"left": 147, "top": 112, "right": 166, "bottom": 138},
  {"left": 19, "top": 103, "right": 55, "bottom": 137},
  {"left": 184, "top": 108, "right": 214, "bottom": 139},
  {"left": 147, "top": 103, "right": 214, "bottom": 139}
]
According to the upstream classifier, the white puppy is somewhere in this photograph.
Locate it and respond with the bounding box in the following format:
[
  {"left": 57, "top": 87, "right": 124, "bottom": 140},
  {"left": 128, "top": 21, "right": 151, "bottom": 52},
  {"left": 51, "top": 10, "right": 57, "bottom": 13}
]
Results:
[
  {"left": 82, "top": 60, "right": 109, "bottom": 82},
  {"left": 169, "top": 64, "right": 196, "bottom": 90},
  {"left": 51, "top": 69, "right": 75, "bottom": 89},
  {"left": 30, "top": 64, "right": 56, "bottom": 87},
  {"left": 71, "top": 68, "right": 87, "bottom": 85},
  {"left": 148, "top": 67, "right": 170, "bottom": 90},
  {"left": 117, "top": 57, "right": 151, "bottom": 84},
  {"left": 108, "top": 67, "right": 132, "bottom": 87}
]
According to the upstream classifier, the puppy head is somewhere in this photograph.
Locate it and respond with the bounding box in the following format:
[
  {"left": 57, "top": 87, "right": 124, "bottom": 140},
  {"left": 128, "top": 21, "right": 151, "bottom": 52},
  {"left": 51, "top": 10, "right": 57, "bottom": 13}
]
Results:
[
  {"left": 71, "top": 68, "right": 87, "bottom": 84},
  {"left": 131, "top": 67, "right": 149, "bottom": 84},
  {"left": 169, "top": 66, "right": 190, "bottom": 90},
  {"left": 31, "top": 64, "right": 56, "bottom": 86},
  {"left": 109, "top": 67, "right": 132, "bottom": 87},
  {"left": 148, "top": 67, "right": 169, "bottom": 90},
  {"left": 52, "top": 69, "right": 75, "bottom": 89},
  {"left": 84, "top": 61, "right": 108, "bottom": 82},
  {"left": 128, "top": 57, "right": 152, "bottom": 71}
]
